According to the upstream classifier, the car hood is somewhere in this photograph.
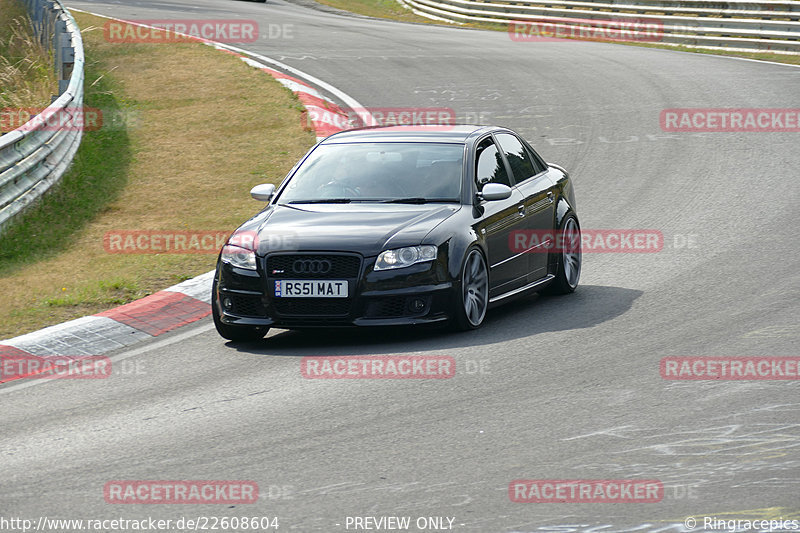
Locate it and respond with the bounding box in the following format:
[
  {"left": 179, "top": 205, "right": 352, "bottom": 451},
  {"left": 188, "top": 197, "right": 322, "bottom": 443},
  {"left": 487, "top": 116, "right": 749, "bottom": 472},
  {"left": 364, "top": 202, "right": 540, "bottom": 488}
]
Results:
[{"left": 236, "top": 203, "right": 460, "bottom": 257}]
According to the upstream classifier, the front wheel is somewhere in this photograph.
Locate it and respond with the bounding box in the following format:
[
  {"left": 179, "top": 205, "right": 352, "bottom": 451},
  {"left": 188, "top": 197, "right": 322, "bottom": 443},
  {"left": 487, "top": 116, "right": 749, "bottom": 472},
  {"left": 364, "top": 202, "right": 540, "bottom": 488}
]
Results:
[
  {"left": 452, "top": 247, "right": 489, "bottom": 331},
  {"left": 542, "top": 214, "right": 581, "bottom": 295},
  {"left": 212, "top": 281, "right": 269, "bottom": 342}
]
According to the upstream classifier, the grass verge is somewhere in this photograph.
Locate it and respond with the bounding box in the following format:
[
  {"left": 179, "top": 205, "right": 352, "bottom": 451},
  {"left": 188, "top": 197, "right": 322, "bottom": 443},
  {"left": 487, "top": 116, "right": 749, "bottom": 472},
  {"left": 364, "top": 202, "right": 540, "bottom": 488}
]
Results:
[
  {"left": 311, "top": 0, "right": 800, "bottom": 66},
  {"left": 303, "top": 0, "right": 433, "bottom": 24},
  {"left": 0, "top": 0, "right": 57, "bottom": 111},
  {"left": 0, "top": 12, "right": 316, "bottom": 340}
]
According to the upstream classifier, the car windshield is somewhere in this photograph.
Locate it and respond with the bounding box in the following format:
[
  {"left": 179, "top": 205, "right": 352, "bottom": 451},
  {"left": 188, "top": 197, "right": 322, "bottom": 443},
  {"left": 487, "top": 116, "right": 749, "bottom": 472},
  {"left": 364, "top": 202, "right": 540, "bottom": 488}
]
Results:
[{"left": 277, "top": 142, "right": 464, "bottom": 204}]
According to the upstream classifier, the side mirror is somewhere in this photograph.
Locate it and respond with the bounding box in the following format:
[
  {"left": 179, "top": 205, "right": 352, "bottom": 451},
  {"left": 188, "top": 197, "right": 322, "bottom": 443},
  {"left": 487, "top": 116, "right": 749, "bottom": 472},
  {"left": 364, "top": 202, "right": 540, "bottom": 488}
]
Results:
[
  {"left": 477, "top": 183, "right": 512, "bottom": 202},
  {"left": 250, "top": 183, "right": 276, "bottom": 202}
]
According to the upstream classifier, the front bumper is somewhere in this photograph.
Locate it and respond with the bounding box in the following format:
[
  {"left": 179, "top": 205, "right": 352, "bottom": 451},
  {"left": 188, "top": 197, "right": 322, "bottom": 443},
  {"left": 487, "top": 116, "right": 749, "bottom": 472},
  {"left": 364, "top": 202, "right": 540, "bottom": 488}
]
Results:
[{"left": 214, "top": 251, "right": 454, "bottom": 329}]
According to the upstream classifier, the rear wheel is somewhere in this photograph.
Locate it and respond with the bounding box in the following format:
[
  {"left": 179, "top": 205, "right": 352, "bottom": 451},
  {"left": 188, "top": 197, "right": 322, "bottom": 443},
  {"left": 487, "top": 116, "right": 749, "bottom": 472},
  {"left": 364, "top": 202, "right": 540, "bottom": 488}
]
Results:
[
  {"left": 543, "top": 214, "right": 581, "bottom": 295},
  {"left": 212, "top": 281, "right": 269, "bottom": 341},
  {"left": 452, "top": 247, "right": 489, "bottom": 331}
]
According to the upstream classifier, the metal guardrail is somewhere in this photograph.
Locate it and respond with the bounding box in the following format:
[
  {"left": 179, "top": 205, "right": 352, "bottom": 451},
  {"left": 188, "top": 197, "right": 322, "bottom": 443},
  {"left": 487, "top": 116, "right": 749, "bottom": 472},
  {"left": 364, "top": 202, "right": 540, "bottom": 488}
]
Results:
[
  {"left": 0, "top": 0, "right": 84, "bottom": 235},
  {"left": 401, "top": 0, "right": 800, "bottom": 54}
]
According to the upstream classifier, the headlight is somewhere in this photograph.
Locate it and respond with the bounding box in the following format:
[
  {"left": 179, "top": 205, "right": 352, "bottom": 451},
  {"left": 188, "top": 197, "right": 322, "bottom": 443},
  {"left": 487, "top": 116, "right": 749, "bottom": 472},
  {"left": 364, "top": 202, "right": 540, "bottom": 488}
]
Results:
[
  {"left": 374, "top": 245, "right": 437, "bottom": 271},
  {"left": 221, "top": 245, "right": 257, "bottom": 270}
]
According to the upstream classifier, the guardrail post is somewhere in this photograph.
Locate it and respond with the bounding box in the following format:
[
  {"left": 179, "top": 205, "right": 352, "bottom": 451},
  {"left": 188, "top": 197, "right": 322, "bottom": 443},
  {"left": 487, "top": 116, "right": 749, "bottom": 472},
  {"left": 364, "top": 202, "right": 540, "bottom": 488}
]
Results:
[{"left": 54, "top": 18, "right": 74, "bottom": 94}]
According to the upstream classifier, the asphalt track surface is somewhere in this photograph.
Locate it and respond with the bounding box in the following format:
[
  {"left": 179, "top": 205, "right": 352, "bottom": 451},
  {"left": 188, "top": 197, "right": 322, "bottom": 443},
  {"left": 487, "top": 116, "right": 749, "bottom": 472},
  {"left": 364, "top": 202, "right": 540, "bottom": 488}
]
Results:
[{"left": 2, "top": 0, "right": 799, "bottom": 530}]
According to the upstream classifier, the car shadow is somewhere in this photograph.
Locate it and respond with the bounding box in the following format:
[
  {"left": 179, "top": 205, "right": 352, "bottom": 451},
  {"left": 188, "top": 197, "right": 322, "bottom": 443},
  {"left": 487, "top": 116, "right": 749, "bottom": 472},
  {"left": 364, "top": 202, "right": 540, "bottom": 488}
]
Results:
[{"left": 227, "top": 284, "right": 642, "bottom": 357}]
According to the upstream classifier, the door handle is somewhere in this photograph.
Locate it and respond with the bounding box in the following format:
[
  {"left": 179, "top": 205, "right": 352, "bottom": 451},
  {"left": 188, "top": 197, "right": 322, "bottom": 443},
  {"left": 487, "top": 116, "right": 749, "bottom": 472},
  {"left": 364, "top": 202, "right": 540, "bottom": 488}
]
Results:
[{"left": 517, "top": 204, "right": 526, "bottom": 216}]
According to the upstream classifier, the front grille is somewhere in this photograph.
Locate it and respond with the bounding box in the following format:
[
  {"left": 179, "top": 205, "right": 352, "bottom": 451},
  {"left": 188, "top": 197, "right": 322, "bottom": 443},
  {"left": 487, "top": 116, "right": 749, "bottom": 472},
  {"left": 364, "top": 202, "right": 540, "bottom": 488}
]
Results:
[
  {"left": 229, "top": 294, "right": 266, "bottom": 317},
  {"left": 273, "top": 298, "right": 351, "bottom": 316},
  {"left": 266, "top": 254, "right": 361, "bottom": 279}
]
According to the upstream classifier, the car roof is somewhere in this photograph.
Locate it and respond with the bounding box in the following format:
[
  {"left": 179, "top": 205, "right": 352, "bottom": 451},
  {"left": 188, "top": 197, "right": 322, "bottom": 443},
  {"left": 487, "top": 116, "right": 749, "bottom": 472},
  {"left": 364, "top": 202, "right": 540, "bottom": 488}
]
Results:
[{"left": 320, "top": 124, "right": 497, "bottom": 144}]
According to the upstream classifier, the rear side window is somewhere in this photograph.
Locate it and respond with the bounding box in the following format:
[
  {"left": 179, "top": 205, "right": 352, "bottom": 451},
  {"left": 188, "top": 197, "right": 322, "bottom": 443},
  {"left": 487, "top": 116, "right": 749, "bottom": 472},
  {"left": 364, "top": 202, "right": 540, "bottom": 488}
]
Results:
[
  {"left": 475, "top": 137, "right": 511, "bottom": 190},
  {"left": 495, "top": 133, "right": 543, "bottom": 182}
]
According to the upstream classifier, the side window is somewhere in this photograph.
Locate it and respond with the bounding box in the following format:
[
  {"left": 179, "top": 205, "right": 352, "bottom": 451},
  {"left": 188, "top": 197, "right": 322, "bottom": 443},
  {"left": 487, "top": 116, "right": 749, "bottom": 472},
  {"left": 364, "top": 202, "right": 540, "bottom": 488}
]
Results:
[
  {"left": 496, "top": 133, "right": 543, "bottom": 181},
  {"left": 475, "top": 137, "right": 511, "bottom": 191},
  {"left": 526, "top": 146, "right": 547, "bottom": 175}
]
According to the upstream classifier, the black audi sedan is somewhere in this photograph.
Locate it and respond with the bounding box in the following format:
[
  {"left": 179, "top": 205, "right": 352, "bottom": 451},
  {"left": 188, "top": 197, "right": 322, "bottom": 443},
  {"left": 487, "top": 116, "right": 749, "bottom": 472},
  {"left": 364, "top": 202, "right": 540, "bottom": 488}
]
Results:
[{"left": 212, "top": 125, "right": 580, "bottom": 341}]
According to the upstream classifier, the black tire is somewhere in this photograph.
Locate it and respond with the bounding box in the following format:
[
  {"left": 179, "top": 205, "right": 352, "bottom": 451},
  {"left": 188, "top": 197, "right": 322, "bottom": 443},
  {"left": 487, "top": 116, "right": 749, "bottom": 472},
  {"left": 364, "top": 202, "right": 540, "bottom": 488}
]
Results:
[
  {"left": 451, "top": 247, "right": 489, "bottom": 331},
  {"left": 212, "top": 281, "right": 269, "bottom": 341},
  {"left": 542, "top": 213, "right": 581, "bottom": 295}
]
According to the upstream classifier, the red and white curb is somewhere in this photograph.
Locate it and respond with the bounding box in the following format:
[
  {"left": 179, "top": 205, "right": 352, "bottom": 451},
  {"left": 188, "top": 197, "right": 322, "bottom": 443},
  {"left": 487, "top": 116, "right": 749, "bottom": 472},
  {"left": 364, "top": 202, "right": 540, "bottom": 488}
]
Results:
[
  {"left": 0, "top": 12, "right": 373, "bottom": 385},
  {"left": 0, "top": 271, "right": 214, "bottom": 384}
]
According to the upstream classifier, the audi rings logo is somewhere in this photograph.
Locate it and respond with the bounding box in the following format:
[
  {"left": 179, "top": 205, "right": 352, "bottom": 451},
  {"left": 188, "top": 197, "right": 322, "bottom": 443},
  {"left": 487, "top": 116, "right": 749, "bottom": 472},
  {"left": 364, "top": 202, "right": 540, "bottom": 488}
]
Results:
[{"left": 293, "top": 259, "right": 332, "bottom": 274}]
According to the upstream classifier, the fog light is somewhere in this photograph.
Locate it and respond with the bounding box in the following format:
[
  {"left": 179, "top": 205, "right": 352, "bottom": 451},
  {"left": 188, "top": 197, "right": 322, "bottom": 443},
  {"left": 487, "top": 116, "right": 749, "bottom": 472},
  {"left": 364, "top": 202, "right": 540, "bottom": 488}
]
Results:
[
  {"left": 410, "top": 298, "right": 426, "bottom": 313},
  {"left": 222, "top": 297, "right": 233, "bottom": 310}
]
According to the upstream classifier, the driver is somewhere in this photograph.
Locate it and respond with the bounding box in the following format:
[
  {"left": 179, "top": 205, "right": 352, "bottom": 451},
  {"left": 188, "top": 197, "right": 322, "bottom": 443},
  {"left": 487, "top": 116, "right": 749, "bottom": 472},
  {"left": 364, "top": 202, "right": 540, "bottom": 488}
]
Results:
[{"left": 315, "top": 153, "right": 361, "bottom": 198}]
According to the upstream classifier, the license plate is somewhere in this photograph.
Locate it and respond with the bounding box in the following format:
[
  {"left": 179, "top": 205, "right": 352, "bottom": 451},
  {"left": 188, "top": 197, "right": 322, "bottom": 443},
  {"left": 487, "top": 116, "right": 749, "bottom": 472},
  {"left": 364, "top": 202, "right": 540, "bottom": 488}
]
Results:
[{"left": 274, "top": 280, "right": 348, "bottom": 298}]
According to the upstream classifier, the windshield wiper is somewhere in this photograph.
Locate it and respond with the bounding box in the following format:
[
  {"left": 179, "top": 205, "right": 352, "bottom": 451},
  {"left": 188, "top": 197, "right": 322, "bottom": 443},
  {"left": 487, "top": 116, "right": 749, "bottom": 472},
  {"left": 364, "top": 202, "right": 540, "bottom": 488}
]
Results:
[
  {"left": 287, "top": 198, "right": 352, "bottom": 204},
  {"left": 382, "top": 198, "right": 456, "bottom": 204}
]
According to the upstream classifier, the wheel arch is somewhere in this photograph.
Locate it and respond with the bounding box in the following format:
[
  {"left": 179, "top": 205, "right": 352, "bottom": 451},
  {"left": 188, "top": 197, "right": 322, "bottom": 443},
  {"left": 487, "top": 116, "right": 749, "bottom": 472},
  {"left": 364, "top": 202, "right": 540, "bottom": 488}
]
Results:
[{"left": 446, "top": 232, "right": 488, "bottom": 286}]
